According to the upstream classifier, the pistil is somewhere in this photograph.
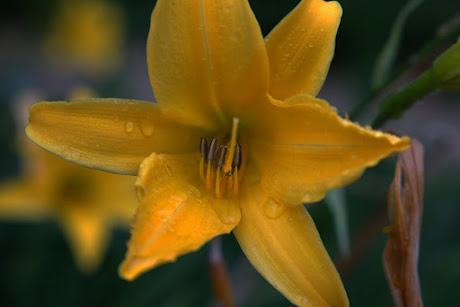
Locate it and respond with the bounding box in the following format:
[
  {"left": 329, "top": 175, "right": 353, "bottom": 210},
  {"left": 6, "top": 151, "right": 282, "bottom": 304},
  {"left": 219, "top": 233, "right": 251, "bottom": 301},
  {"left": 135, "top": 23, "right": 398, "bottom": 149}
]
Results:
[{"left": 223, "top": 118, "right": 239, "bottom": 173}]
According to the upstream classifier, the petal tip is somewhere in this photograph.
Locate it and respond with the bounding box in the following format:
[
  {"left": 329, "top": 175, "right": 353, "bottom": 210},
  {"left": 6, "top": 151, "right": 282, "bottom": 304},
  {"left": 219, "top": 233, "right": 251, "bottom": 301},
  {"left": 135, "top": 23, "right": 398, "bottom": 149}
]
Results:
[{"left": 119, "top": 254, "right": 175, "bottom": 281}]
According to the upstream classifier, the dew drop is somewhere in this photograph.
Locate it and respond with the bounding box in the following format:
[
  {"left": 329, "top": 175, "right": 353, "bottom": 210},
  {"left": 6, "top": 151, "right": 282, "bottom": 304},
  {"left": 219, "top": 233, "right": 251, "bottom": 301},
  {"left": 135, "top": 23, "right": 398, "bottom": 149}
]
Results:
[
  {"left": 301, "top": 25, "right": 306, "bottom": 32},
  {"left": 140, "top": 120, "right": 154, "bottom": 137},
  {"left": 121, "top": 104, "right": 128, "bottom": 111},
  {"left": 114, "top": 115, "right": 119, "bottom": 122},
  {"left": 219, "top": 215, "right": 236, "bottom": 225},
  {"left": 263, "top": 198, "right": 286, "bottom": 219},
  {"left": 125, "top": 121, "right": 134, "bottom": 132},
  {"left": 309, "top": 43, "right": 314, "bottom": 48}
]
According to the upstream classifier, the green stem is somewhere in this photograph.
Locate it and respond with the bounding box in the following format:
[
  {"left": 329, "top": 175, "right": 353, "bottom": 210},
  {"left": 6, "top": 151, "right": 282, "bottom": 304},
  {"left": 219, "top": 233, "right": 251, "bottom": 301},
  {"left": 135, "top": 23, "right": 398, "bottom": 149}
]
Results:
[
  {"left": 372, "top": 71, "right": 437, "bottom": 128},
  {"left": 350, "top": 17, "right": 460, "bottom": 121}
]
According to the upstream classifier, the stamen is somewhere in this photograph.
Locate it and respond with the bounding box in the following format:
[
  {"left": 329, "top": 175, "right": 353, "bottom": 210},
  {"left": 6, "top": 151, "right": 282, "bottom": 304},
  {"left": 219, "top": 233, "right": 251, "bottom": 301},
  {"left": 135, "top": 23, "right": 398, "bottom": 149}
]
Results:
[
  {"left": 200, "top": 137, "right": 208, "bottom": 159},
  {"left": 206, "top": 161, "right": 214, "bottom": 190},
  {"left": 215, "top": 167, "right": 222, "bottom": 198},
  {"left": 200, "top": 158, "right": 206, "bottom": 182},
  {"left": 207, "top": 138, "right": 217, "bottom": 162},
  {"left": 215, "top": 146, "right": 227, "bottom": 170},
  {"left": 233, "top": 168, "right": 239, "bottom": 196},
  {"left": 199, "top": 137, "right": 208, "bottom": 182},
  {"left": 214, "top": 146, "right": 227, "bottom": 198},
  {"left": 198, "top": 119, "right": 243, "bottom": 198},
  {"left": 232, "top": 143, "right": 242, "bottom": 171},
  {"left": 206, "top": 138, "right": 218, "bottom": 189},
  {"left": 223, "top": 118, "right": 239, "bottom": 173}
]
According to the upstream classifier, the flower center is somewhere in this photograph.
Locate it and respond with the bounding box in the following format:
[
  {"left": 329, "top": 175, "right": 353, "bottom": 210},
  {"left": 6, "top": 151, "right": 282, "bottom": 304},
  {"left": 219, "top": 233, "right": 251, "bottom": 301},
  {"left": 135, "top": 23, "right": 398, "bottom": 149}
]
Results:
[
  {"left": 57, "top": 174, "right": 93, "bottom": 204},
  {"left": 199, "top": 118, "right": 242, "bottom": 198}
]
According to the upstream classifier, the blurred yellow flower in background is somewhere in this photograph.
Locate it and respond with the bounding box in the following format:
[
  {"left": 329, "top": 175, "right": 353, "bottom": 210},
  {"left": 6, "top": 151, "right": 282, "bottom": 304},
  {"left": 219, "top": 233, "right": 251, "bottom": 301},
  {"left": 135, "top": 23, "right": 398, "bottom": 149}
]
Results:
[
  {"left": 0, "top": 88, "right": 138, "bottom": 272},
  {"left": 26, "top": 0, "right": 410, "bottom": 305},
  {"left": 43, "top": 0, "right": 125, "bottom": 77}
]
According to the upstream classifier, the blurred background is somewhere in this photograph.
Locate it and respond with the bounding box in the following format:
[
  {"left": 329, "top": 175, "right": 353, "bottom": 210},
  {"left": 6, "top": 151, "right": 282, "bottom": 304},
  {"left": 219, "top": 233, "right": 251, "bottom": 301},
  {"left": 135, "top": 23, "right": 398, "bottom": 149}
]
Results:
[{"left": 0, "top": 0, "right": 459, "bottom": 306}]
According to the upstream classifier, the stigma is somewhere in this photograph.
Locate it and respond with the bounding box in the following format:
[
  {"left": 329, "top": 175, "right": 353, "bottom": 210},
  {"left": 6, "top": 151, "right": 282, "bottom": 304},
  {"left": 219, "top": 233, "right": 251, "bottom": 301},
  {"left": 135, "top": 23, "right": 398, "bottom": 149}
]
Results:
[{"left": 199, "top": 118, "right": 242, "bottom": 198}]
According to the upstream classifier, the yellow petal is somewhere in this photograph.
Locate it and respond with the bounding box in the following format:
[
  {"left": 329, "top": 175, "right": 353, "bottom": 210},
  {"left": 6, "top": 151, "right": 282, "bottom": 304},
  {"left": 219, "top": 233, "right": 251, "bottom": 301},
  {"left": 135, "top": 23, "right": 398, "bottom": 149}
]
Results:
[
  {"left": 60, "top": 204, "right": 109, "bottom": 272},
  {"left": 265, "top": 0, "right": 342, "bottom": 99},
  {"left": 233, "top": 187, "right": 348, "bottom": 307},
  {"left": 119, "top": 152, "right": 240, "bottom": 280},
  {"left": 147, "top": 0, "right": 269, "bottom": 125},
  {"left": 26, "top": 98, "right": 206, "bottom": 175},
  {"left": 27, "top": 141, "right": 137, "bottom": 272},
  {"left": 0, "top": 178, "right": 51, "bottom": 220},
  {"left": 248, "top": 94, "right": 410, "bottom": 205}
]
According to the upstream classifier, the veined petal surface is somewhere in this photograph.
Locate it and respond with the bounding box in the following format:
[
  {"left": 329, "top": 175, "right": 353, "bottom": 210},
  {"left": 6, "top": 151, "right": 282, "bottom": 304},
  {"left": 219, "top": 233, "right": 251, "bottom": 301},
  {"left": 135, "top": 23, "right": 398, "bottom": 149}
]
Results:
[
  {"left": 147, "top": 0, "right": 269, "bottom": 125},
  {"left": 26, "top": 99, "right": 205, "bottom": 175},
  {"left": 119, "top": 153, "right": 240, "bottom": 281},
  {"left": 233, "top": 187, "right": 348, "bottom": 307},
  {"left": 248, "top": 94, "right": 410, "bottom": 205},
  {"left": 265, "top": 0, "right": 342, "bottom": 99}
]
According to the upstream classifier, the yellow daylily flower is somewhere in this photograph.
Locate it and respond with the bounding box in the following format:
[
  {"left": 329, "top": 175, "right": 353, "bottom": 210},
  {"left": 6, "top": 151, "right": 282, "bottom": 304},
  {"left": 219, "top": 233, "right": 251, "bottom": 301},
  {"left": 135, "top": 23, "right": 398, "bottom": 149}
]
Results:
[
  {"left": 0, "top": 89, "right": 138, "bottom": 272},
  {"left": 26, "top": 0, "right": 410, "bottom": 305},
  {"left": 43, "top": 0, "right": 125, "bottom": 77}
]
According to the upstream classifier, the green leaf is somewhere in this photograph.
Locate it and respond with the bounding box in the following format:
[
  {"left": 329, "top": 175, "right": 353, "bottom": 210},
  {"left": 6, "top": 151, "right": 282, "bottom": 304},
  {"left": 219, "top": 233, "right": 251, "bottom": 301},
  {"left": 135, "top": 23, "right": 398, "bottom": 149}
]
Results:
[
  {"left": 372, "top": 0, "right": 425, "bottom": 90},
  {"left": 325, "top": 188, "right": 350, "bottom": 258}
]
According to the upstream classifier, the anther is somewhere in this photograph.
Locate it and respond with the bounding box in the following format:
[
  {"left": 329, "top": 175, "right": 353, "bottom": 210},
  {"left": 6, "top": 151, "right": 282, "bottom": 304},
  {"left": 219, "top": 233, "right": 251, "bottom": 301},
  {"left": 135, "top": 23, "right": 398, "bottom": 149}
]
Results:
[
  {"left": 200, "top": 137, "right": 208, "bottom": 159},
  {"left": 207, "top": 138, "right": 217, "bottom": 162},
  {"left": 232, "top": 143, "right": 242, "bottom": 170},
  {"left": 199, "top": 137, "right": 208, "bottom": 182},
  {"left": 215, "top": 146, "right": 227, "bottom": 170},
  {"left": 206, "top": 138, "right": 217, "bottom": 189}
]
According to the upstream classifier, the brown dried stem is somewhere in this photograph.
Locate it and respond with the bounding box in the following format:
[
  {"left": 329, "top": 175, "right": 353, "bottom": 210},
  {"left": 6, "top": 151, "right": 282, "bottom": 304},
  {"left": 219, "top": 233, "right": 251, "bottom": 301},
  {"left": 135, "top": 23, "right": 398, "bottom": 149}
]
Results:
[
  {"left": 383, "top": 139, "right": 424, "bottom": 307},
  {"left": 209, "top": 237, "right": 235, "bottom": 307}
]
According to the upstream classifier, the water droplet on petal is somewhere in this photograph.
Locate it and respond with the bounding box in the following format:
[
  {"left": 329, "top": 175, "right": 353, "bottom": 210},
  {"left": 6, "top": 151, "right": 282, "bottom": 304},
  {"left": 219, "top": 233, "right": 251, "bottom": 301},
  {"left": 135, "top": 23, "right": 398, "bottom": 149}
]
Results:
[
  {"left": 263, "top": 198, "right": 286, "bottom": 219},
  {"left": 125, "top": 121, "right": 134, "bottom": 132},
  {"left": 114, "top": 115, "right": 119, "bottom": 122},
  {"left": 140, "top": 120, "right": 154, "bottom": 137},
  {"left": 218, "top": 214, "right": 236, "bottom": 225},
  {"left": 121, "top": 104, "right": 128, "bottom": 111},
  {"left": 224, "top": 216, "right": 235, "bottom": 224},
  {"left": 309, "top": 43, "right": 314, "bottom": 48}
]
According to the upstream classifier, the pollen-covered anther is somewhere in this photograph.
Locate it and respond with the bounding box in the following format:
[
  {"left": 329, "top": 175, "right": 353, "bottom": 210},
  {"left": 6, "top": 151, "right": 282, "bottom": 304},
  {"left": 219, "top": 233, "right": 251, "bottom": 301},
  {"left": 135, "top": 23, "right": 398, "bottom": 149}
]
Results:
[{"left": 199, "top": 136, "right": 242, "bottom": 198}]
